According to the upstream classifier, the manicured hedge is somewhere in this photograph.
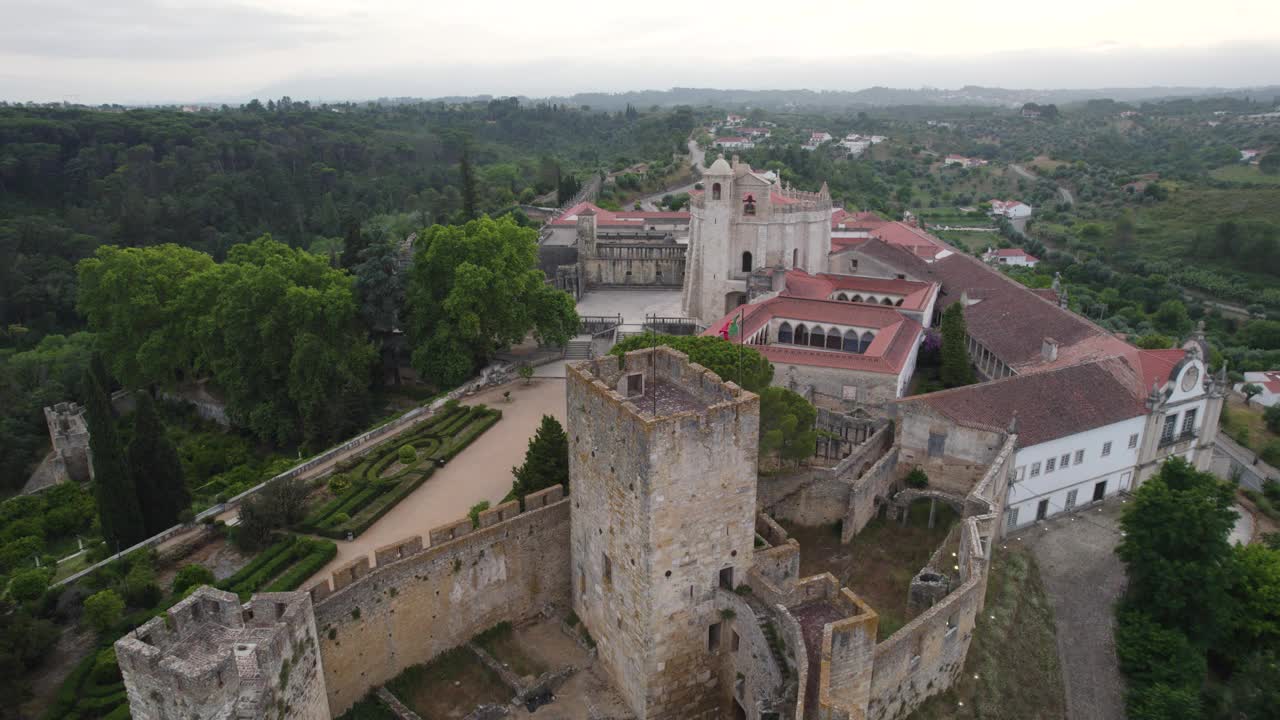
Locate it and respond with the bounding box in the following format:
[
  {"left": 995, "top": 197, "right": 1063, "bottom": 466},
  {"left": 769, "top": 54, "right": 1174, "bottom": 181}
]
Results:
[
  {"left": 296, "top": 405, "right": 500, "bottom": 539},
  {"left": 264, "top": 539, "right": 337, "bottom": 592},
  {"left": 219, "top": 535, "right": 299, "bottom": 589}
]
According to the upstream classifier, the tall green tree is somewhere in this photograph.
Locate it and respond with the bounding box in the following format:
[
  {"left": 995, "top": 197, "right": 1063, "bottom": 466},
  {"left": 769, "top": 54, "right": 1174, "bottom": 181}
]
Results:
[
  {"left": 84, "top": 354, "right": 145, "bottom": 549},
  {"left": 1117, "top": 457, "right": 1237, "bottom": 644},
  {"left": 758, "top": 386, "right": 818, "bottom": 464},
  {"left": 406, "top": 216, "right": 578, "bottom": 387},
  {"left": 939, "top": 302, "right": 975, "bottom": 388},
  {"left": 127, "top": 392, "right": 190, "bottom": 535},
  {"left": 511, "top": 415, "right": 569, "bottom": 501}
]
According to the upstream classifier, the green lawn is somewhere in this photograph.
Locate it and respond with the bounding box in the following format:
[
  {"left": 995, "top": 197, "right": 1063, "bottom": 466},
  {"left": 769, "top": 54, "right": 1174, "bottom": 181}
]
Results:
[{"left": 1209, "top": 164, "right": 1280, "bottom": 186}]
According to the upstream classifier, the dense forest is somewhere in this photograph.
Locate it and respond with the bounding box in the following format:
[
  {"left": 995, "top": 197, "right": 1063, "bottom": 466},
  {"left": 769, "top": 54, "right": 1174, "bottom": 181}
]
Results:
[{"left": 0, "top": 99, "right": 700, "bottom": 493}]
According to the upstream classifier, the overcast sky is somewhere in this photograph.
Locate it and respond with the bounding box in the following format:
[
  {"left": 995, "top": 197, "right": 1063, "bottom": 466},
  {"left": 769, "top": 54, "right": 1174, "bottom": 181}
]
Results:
[{"left": 3, "top": 0, "right": 1279, "bottom": 104}]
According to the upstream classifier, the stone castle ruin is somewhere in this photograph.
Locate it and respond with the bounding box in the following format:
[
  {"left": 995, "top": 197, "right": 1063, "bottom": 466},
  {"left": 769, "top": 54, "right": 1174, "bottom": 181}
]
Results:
[
  {"left": 118, "top": 347, "right": 1014, "bottom": 719},
  {"left": 42, "top": 401, "right": 92, "bottom": 484}
]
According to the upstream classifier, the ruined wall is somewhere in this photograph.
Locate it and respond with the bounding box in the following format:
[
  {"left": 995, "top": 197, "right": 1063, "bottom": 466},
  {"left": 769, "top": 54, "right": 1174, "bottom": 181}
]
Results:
[
  {"left": 895, "top": 404, "right": 1006, "bottom": 494},
  {"left": 818, "top": 590, "right": 879, "bottom": 720},
  {"left": 311, "top": 490, "right": 571, "bottom": 717},
  {"left": 864, "top": 435, "right": 1014, "bottom": 720},
  {"left": 866, "top": 519, "right": 985, "bottom": 720},
  {"left": 773, "top": 362, "right": 904, "bottom": 413},
  {"left": 713, "top": 590, "right": 788, "bottom": 720},
  {"left": 759, "top": 425, "right": 896, "bottom": 543}
]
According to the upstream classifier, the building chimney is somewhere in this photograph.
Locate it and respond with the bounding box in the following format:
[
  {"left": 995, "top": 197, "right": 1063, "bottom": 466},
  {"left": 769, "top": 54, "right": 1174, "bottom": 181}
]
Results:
[{"left": 1041, "top": 337, "right": 1059, "bottom": 362}]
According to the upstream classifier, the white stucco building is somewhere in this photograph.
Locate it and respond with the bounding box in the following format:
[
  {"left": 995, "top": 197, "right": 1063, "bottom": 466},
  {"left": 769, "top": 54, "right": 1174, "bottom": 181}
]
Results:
[{"left": 1235, "top": 371, "right": 1280, "bottom": 407}]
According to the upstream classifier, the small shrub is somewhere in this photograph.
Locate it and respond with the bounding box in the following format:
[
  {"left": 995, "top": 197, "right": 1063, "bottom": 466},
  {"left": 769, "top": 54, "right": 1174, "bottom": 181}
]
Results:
[
  {"left": 83, "top": 589, "right": 125, "bottom": 634},
  {"left": 328, "top": 474, "right": 352, "bottom": 496},
  {"left": 8, "top": 567, "right": 52, "bottom": 603},
  {"left": 1261, "top": 440, "right": 1280, "bottom": 467},
  {"left": 398, "top": 445, "right": 416, "bottom": 465},
  {"left": 906, "top": 467, "right": 929, "bottom": 489},
  {"left": 468, "top": 501, "right": 490, "bottom": 528},
  {"left": 90, "top": 647, "right": 122, "bottom": 685},
  {"left": 171, "top": 564, "right": 216, "bottom": 596}
]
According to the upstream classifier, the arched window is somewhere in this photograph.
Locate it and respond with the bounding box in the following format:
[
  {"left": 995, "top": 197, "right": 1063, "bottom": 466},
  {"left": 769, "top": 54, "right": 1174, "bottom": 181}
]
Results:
[
  {"left": 743, "top": 194, "right": 756, "bottom": 215},
  {"left": 895, "top": 298, "right": 904, "bottom": 306},
  {"left": 881, "top": 297, "right": 893, "bottom": 306},
  {"left": 836, "top": 293, "right": 848, "bottom": 301},
  {"left": 826, "top": 329, "right": 842, "bottom": 350},
  {"left": 864, "top": 296, "right": 877, "bottom": 304},
  {"left": 851, "top": 294, "right": 863, "bottom": 303},
  {"left": 859, "top": 331, "right": 875, "bottom": 353},
  {"left": 792, "top": 248, "right": 799, "bottom": 268},
  {"left": 778, "top": 322, "right": 793, "bottom": 344},
  {"left": 742, "top": 251, "right": 753, "bottom": 273},
  {"left": 842, "top": 329, "right": 859, "bottom": 352},
  {"left": 712, "top": 182, "right": 722, "bottom": 200},
  {"left": 809, "top": 326, "right": 826, "bottom": 348},
  {"left": 794, "top": 324, "right": 809, "bottom": 346}
]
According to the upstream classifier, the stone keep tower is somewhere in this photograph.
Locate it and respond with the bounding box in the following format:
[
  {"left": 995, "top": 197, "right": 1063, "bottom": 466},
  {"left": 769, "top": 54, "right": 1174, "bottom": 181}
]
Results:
[
  {"left": 116, "top": 587, "right": 329, "bottom": 720},
  {"left": 566, "top": 347, "right": 760, "bottom": 719},
  {"left": 44, "top": 401, "right": 92, "bottom": 483}
]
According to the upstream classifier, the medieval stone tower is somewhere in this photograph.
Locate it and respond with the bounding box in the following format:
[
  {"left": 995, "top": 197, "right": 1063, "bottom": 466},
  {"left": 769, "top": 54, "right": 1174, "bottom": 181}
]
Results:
[
  {"left": 682, "top": 155, "right": 833, "bottom": 326},
  {"left": 116, "top": 587, "right": 329, "bottom": 720},
  {"left": 566, "top": 348, "right": 760, "bottom": 719}
]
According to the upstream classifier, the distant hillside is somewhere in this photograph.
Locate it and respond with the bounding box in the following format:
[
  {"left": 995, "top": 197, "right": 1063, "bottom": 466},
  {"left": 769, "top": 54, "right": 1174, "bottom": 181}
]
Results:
[{"left": 423, "top": 85, "right": 1280, "bottom": 112}]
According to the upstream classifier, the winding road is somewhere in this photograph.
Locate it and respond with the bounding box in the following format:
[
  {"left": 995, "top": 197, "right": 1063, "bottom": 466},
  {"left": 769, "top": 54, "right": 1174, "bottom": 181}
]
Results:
[
  {"left": 1009, "top": 163, "right": 1074, "bottom": 205},
  {"left": 632, "top": 139, "right": 706, "bottom": 211}
]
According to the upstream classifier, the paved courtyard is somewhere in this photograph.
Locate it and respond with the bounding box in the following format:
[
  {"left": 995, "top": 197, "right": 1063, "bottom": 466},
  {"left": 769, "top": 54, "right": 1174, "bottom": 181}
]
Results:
[
  {"left": 574, "top": 288, "right": 682, "bottom": 323},
  {"left": 1009, "top": 499, "right": 1127, "bottom": 720}
]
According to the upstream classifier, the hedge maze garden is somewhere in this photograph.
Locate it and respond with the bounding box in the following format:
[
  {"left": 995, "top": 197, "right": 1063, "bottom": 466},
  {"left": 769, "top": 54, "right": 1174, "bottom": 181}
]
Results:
[{"left": 299, "top": 403, "right": 501, "bottom": 539}]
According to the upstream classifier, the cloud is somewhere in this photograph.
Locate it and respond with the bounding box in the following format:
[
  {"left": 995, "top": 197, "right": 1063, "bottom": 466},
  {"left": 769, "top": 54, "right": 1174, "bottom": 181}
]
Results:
[{"left": 1, "top": 0, "right": 342, "bottom": 59}]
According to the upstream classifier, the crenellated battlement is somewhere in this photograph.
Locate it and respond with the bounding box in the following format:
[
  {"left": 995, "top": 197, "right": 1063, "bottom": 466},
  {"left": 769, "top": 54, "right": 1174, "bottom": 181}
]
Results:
[{"left": 116, "top": 587, "right": 327, "bottom": 720}]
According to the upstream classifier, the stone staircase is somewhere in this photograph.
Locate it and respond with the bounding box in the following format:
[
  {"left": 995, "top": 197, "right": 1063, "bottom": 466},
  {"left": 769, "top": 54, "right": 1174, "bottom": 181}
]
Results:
[{"left": 563, "top": 337, "right": 592, "bottom": 360}]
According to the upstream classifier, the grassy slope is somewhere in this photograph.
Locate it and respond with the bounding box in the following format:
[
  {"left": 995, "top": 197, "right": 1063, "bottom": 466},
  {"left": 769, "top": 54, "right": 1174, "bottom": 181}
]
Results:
[
  {"left": 1129, "top": 185, "right": 1280, "bottom": 280},
  {"left": 907, "top": 546, "right": 1066, "bottom": 720},
  {"left": 1209, "top": 165, "right": 1280, "bottom": 186}
]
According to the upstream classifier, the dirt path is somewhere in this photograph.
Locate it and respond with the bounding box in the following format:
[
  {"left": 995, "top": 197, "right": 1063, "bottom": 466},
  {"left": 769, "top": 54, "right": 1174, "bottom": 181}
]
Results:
[
  {"left": 310, "top": 377, "right": 566, "bottom": 583},
  {"left": 1014, "top": 499, "right": 1127, "bottom": 720}
]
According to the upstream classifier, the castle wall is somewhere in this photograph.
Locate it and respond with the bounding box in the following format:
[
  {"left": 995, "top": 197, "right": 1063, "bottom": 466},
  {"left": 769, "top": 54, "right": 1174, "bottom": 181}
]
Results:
[
  {"left": 116, "top": 588, "right": 328, "bottom": 720},
  {"left": 567, "top": 349, "right": 760, "bottom": 719},
  {"left": 818, "top": 590, "right": 879, "bottom": 720},
  {"left": 581, "top": 243, "right": 686, "bottom": 287},
  {"left": 310, "top": 492, "right": 571, "bottom": 717}
]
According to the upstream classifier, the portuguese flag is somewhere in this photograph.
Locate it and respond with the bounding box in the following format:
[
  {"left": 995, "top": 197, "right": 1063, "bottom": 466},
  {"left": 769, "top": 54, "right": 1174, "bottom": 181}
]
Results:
[{"left": 718, "top": 313, "right": 741, "bottom": 340}]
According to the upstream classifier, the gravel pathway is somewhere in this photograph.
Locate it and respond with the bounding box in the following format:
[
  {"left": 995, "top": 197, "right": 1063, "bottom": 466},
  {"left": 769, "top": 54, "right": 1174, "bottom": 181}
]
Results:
[{"left": 1013, "top": 499, "right": 1128, "bottom": 720}]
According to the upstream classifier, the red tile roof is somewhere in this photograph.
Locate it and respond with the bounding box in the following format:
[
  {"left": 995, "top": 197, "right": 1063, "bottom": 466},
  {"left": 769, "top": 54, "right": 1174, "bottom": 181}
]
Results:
[
  {"left": 781, "top": 270, "right": 937, "bottom": 312},
  {"left": 549, "top": 202, "right": 690, "bottom": 227},
  {"left": 899, "top": 357, "right": 1149, "bottom": 446},
  {"left": 991, "top": 248, "right": 1038, "bottom": 260},
  {"left": 700, "top": 296, "right": 922, "bottom": 375}
]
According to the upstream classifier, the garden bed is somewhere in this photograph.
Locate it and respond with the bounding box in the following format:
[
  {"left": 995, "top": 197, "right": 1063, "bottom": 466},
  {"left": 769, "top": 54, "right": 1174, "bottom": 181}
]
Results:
[
  {"left": 217, "top": 534, "right": 337, "bottom": 599},
  {"left": 297, "top": 404, "right": 502, "bottom": 539}
]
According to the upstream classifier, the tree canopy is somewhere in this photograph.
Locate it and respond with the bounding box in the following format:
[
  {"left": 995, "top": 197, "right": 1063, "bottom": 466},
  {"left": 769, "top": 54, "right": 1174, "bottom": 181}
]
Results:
[
  {"left": 758, "top": 386, "right": 819, "bottom": 464},
  {"left": 406, "top": 216, "right": 578, "bottom": 387},
  {"left": 609, "top": 334, "right": 774, "bottom": 392},
  {"left": 77, "top": 238, "right": 376, "bottom": 446},
  {"left": 511, "top": 415, "right": 569, "bottom": 502},
  {"left": 939, "top": 302, "right": 975, "bottom": 388}
]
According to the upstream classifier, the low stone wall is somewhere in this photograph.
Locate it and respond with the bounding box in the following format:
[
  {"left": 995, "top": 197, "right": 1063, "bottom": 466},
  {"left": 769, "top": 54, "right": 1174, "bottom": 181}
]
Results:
[
  {"left": 759, "top": 424, "right": 894, "bottom": 535},
  {"left": 774, "top": 604, "right": 809, "bottom": 720},
  {"left": 310, "top": 486, "right": 571, "bottom": 717}
]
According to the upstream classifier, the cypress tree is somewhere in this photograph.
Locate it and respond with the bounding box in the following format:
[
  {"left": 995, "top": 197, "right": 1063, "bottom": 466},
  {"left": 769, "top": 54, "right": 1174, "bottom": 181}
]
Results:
[
  {"left": 939, "top": 303, "right": 976, "bottom": 388},
  {"left": 511, "top": 415, "right": 569, "bottom": 501},
  {"left": 127, "top": 392, "right": 190, "bottom": 535},
  {"left": 84, "top": 354, "right": 146, "bottom": 549}
]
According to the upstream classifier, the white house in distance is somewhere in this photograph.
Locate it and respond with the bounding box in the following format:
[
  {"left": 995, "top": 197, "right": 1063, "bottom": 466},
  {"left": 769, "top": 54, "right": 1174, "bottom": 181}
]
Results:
[
  {"left": 725, "top": 113, "right": 745, "bottom": 126},
  {"left": 715, "top": 136, "right": 755, "bottom": 150},
  {"left": 990, "top": 199, "right": 1032, "bottom": 219},
  {"left": 740, "top": 127, "right": 771, "bottom": 139},
  {"left": 1235, "top": 371, "right": 1280, "bottom": 407},
  {"left": 983, "top": 247, "right": 1040, "bottom": 267},
  {"left": 944, "top": 154, "right": 988, "bottom": 168},
  {"left": 802, "top": 131, "right": 833, "bottom": 151},
  {"left": 1240, "top": 148, "right": 1262, "bottom": 163}
]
